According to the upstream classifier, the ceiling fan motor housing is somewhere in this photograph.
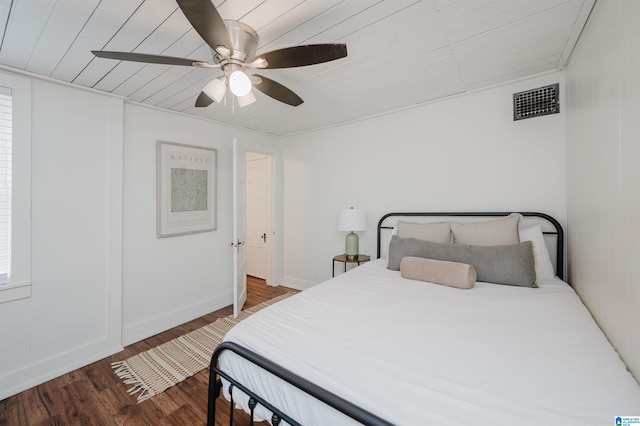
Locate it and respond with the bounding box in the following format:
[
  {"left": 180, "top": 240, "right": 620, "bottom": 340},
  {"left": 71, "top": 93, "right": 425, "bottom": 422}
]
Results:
[{"left": 218, "top": 20, "right": 259, "bottom": 64}]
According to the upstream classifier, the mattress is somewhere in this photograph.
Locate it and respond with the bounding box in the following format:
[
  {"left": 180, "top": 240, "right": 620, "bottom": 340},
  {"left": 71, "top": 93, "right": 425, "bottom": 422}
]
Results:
[{"left": 219, "top": 259, "right": 640, "bottom": 425}]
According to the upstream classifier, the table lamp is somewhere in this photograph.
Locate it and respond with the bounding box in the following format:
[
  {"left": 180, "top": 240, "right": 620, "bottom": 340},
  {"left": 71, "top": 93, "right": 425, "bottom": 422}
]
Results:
[{"left": 338, "top": 207, "right": 366, "bottom": 259}]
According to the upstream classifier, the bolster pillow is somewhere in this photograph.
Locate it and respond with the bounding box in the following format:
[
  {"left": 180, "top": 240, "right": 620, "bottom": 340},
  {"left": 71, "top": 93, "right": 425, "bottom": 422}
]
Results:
[{"left": 400, "top": 257, "right": 476, "bottom": 289}]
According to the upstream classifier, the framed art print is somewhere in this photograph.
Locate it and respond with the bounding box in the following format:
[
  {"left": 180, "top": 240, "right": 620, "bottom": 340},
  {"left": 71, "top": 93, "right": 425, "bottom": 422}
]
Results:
[{"left": 156, "top": 141, "right": 217, "bottom": 238}]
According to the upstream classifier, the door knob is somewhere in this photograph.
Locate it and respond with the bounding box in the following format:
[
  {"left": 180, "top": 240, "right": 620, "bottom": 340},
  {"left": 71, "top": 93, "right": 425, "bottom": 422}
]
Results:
[{"left": 261, "top": 233, "right": 267, "bottom": 242}]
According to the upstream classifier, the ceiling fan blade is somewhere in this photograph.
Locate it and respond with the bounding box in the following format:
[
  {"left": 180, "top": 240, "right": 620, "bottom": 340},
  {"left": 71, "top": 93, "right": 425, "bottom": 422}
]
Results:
[
  {"left": 195, "top": 91, "right": 214, "bottom": 108},
  {"left": 253, "top": 74, "right": 303, "bottom": 107},
  {"left": 176, "top": 0, "right": 233, "bottom": 55},
  {"left": 252, "top": 44, "right": 347, "bottom": 69},
  {"left": 92, "top": 50, "right": 205, "bottom": 66}
]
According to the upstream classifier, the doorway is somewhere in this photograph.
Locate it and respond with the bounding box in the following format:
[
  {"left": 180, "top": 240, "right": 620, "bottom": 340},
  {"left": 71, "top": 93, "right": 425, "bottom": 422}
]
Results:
[{"left": 245, "top": 151, "right": 273, "bottom": 286}]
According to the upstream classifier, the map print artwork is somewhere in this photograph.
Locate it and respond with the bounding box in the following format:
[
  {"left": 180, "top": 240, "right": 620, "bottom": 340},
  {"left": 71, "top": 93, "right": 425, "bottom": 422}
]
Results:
[
  {"left": 171, "top": 168, "right": 208, "bottom": 212},
  {"left": 157, "top": 141, "right": 217, "bottom": 237}
]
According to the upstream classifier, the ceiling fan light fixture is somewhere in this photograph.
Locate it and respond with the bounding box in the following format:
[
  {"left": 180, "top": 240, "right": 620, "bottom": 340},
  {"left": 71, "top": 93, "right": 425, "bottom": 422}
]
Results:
[
  {"left": 237, "top": 91, "right": 256, "bottom": 107},
  {"left": 203, "top": 77, "right": 227, "bottom": 103},
  {"left": 229, "top": 70, "right": 252, "bottom": 96}
]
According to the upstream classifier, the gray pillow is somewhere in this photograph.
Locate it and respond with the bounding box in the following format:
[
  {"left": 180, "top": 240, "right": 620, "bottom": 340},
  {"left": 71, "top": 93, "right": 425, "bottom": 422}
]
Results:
[{"left": 387, "top": 235, "right": 537, "bottom": 287}]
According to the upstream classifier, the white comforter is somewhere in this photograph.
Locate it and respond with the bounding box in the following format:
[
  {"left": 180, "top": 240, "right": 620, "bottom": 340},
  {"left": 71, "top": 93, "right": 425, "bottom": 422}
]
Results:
[{"left": 220, "top": 260, "right": 640, "bottom": 425}]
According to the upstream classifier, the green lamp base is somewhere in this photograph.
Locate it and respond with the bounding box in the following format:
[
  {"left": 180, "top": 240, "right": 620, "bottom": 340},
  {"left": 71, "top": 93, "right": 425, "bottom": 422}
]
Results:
[{"left": 345, "top": 231, "right": 359, "bottom": 259}]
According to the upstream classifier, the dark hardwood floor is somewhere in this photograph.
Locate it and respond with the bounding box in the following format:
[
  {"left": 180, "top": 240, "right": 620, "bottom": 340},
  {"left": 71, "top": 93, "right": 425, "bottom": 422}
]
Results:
[{"left": 0, "top": 277, "right": 297, "bottom": 425}]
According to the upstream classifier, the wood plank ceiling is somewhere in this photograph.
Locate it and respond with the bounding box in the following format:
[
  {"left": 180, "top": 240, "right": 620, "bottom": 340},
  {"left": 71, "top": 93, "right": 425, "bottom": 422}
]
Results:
[{"left": 0, "top": 0, "right": 593, "bottom": 136}]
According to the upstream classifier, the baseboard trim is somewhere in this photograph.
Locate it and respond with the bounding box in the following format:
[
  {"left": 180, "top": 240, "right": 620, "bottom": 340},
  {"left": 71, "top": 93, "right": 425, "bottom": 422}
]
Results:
[
  {"left": 280, "top": 276, "right": 317, "bottom": 291},
  {"left": 0, "top": 340, "right": 123, "bottom": 400},
  {"left": 122, "top": 292, "right": 233, "bottom": 346}
]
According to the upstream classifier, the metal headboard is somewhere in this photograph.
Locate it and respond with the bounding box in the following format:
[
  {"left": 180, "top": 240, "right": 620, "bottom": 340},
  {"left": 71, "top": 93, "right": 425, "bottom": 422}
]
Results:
[{"left": 376, "top": 212, "right": 565, "bottom": 280}]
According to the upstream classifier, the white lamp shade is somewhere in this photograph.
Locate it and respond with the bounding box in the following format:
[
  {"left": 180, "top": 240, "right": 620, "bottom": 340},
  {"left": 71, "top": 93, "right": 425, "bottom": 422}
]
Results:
[
  {"left": 203, "top": 77, "right": 226, "bottom": 103},
  {"left": 337, "top": 208, "right": 366, "bottom": 232},
  {"left": 237, "top": 90, "right": 256, "bottom": 107},
  {"left": 229, "top": 70, "right": 252, "bottom": 96}
]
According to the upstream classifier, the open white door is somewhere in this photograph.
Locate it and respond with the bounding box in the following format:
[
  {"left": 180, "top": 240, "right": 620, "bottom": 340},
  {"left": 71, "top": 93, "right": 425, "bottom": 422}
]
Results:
[{"left": 232, "top": 138, "right": 247, "bottom": 318}]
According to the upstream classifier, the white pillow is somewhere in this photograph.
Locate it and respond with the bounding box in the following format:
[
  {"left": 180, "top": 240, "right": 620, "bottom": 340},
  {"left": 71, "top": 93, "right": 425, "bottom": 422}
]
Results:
[
  {"left": 385, "top": 226, "right": 398, "bottom": 263},
  {"left": 519, "top": 225, "right": 555, "bottom": 279}
]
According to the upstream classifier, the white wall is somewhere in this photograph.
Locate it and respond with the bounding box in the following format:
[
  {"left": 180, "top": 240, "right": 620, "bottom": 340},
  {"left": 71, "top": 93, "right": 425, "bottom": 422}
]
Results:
[
  {"left": 565, "top": 0, "right": 640, "bottom": 380},
  {"left": 0, "top": 75, "right": 123, "bottom": 399},
  {"left": 122, "top": 104, "right": 277, "bottom": 345},
  {"left": 279, "top": 73, "right": 567, "bottom": 289},
  {"left": 0, "top": 71, "right": 278, "bottom": 399}
]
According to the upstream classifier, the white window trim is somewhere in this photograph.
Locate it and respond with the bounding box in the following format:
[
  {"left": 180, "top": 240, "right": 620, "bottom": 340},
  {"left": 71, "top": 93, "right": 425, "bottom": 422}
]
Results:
[{"left": 0, "top": 71, "right": 31, "bottom": 304}]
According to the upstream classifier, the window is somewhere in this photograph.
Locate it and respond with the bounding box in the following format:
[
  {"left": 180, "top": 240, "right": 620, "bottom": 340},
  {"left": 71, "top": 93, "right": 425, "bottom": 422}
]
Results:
[
  {"left": 0, "top": 87, "right": 12, "bottom": 284},
  {"left": 0, "top": 71, "right": 31, "bottom": 304}
]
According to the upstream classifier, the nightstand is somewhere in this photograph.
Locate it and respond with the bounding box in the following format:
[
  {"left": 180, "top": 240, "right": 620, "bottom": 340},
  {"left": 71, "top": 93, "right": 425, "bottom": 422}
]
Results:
[{"left": 332, "top": 254, "right": 370, "bottom": 277}]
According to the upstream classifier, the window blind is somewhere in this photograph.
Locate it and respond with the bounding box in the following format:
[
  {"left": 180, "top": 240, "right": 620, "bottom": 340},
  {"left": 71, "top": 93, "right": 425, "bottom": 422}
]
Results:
[{"left": 0, "top": 87, "right": 12, "bottom": 284}]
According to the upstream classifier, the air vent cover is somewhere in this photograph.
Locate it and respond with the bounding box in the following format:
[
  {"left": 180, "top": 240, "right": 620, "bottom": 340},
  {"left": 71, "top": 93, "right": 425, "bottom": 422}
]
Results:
[{"left": 513, "top": 83, "right": 559, "bottom": 121}]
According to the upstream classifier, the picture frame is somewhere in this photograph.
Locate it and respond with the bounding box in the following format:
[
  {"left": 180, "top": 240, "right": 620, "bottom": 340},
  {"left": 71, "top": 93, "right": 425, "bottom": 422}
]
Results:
[{"left": 156, "top": 141, "right": 217, "bottom": 238}]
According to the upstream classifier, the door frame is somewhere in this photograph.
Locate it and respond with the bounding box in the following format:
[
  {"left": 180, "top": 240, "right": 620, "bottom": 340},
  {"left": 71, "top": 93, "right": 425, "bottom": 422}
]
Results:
[
  {"left": 245, "top": 151, "right": 273, "bottom": 282},
  {"left": 234, "top": 141, "right": 282, "bottom": 287}
]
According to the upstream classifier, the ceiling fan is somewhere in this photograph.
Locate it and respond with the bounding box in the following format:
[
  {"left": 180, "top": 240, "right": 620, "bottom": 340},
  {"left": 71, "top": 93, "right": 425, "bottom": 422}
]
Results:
[{"left": 92, "top": 0, "right": 348, "bottom": 108}]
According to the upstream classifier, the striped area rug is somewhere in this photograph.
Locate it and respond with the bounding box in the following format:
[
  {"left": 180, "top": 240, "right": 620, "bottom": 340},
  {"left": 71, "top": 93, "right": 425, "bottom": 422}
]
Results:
[{"left": 112, "top": 292, "right": 295, "bottom": 403}]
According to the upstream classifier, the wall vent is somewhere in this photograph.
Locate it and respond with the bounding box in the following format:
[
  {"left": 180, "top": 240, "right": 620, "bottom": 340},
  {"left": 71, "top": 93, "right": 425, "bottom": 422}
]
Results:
[{"left": 513, "top": 83, "right": 560, "bottom": 121}]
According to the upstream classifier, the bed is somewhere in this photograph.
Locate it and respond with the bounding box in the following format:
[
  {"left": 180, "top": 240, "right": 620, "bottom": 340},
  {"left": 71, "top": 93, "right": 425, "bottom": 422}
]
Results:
[{"left": 207, "top": 212, "right": 640, "bottom": 425}]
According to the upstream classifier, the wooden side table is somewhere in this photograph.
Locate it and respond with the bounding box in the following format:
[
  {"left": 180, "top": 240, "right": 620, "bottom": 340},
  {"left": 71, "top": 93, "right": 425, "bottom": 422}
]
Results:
[{"left": 333, "top": 254, "right": 370, "bottom": 277}]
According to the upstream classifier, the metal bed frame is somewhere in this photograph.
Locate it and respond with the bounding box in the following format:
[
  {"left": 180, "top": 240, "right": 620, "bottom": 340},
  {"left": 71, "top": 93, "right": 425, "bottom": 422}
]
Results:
[
  {"left": 207, "top": 342, "right": 392, "bottom": 426},
  {"left": 207, "top": 212, "right": 565, "bottom": 425},
  {"left": 377, "top": 212, "right": 564, "bottom": 280}
]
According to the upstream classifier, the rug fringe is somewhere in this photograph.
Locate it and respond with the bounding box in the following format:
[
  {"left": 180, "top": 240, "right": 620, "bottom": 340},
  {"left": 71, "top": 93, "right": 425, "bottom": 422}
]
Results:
[
  {"left": 111, "top": 360, "right": 156, "bottom": 403},
  {"left": 111, "top": 292, "right": 296, "bottom": 404}
]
